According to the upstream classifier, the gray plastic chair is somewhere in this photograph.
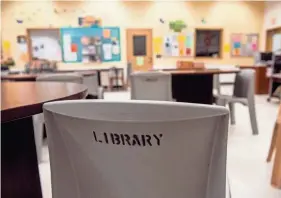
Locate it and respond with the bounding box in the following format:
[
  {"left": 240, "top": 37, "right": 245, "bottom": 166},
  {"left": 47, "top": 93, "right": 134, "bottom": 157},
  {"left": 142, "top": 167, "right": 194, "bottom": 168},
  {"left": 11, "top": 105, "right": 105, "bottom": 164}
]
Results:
[
  {"left": 43, "top": 100, "right": 229, "bottom": 198},
  {"left": 33, "top": 73, "right": 84, "bottom": 162},
  {"left": 82, "top": 74, "right": 104, "bottom": 99},
  {"left": 215, "top": 69, "right": 258, "bottom": 135},
  {"left": 131, "top": 71, "right": 173, "bottom": 101}
]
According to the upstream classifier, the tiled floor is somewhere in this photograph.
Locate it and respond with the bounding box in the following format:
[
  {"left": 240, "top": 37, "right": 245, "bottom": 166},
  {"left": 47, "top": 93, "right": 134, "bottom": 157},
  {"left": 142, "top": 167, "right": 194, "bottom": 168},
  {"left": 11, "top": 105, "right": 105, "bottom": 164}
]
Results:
[{"left": 39, "top": 88, "right": 281, "bottom": 198}]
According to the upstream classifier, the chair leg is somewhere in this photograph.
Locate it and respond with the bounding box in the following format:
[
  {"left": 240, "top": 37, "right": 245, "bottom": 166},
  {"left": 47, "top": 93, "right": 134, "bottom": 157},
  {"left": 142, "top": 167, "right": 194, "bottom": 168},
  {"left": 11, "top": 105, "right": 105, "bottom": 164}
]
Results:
[
  {"left": 32, "top": 113, "right": 44, "bottom": 163},
  {"left": 267, "top": 123, "right": 278, "bottom": 162},
  {"left": 248, "top": 100, "right": 259, "bottom": 135},
  {"left": 109, "top": 78, "right": 113, "bottom": 91},
  {"left": 228, "top": 103, "right": 236, "bottom": 125},
  {"left": 216, "top": 98, "right": 226, "bottom": 106}
]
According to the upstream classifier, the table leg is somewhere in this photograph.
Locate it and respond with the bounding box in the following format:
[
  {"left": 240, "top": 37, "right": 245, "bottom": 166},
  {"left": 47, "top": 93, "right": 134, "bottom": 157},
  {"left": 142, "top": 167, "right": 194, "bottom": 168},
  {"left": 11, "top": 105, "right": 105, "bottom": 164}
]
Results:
[
  {"left": 172, "top": 74, "right": 213, "bottom": 104},
  {"left": 97, "top": 70, "right": 101, "bottom": 86},
  {"left": 267, "top": 123, "right": 278, "bottom": 162},
  {"left": 271, "top": 122, "right": 281, "bottom": 188},
  {"left": 1, "top": 117, "right": 43, "bottom": 198}
]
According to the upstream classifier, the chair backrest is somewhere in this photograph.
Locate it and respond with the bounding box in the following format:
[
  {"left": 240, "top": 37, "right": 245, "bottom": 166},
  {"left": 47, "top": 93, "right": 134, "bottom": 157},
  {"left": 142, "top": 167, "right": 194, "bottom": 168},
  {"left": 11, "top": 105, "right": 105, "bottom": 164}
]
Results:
[
  {"left": 43, "top": 100, "right": 229, "bottom": 198},
  {"left": 130, "top": 71, "right": 172, "bottom": 101},
  {"left": 36, "top": 73, "right": 83, "bottom": 84},
  {"left": 82, "top": 73, "right": 99, "bottom": 95},
  {"left": 233, "top": 69, "right": 255, "bottom": 98}
]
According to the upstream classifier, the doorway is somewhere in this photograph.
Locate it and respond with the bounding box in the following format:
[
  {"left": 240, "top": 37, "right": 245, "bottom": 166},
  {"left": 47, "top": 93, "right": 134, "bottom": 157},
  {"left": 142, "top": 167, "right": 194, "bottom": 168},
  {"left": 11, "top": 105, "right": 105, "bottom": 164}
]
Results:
[
  {"left": 126, "top": 29, "right": 153, "bottom": 71},
  {"left": 266, "top": 27, "right": 281, "bottom": 52}
]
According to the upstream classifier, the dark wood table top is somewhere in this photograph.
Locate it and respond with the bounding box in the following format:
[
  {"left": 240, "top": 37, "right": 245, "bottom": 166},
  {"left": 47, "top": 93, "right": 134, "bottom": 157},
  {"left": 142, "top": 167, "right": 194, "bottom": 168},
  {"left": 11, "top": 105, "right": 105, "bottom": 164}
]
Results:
[
  {"left": 1, "top": 82, "right": 88, "bottom": 123},
  {"left": 239, "top": 65, "right": 267, "bottom": 69},
  {"left": 57, "top": 68, "right": 124, "bottom": 72},
  {"left": 159, "top": 68, "right": 240, "bottom": 75},
  {"left": 1, "top": 71, "right": 97, "bottom": 81}
]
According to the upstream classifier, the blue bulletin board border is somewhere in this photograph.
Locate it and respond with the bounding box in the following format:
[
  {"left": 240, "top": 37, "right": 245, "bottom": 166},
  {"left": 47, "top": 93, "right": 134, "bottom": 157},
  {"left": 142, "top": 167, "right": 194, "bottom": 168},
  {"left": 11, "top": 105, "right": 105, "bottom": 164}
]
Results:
[{"left": 60, "top": 26, "right": 121, "bottom": 63}]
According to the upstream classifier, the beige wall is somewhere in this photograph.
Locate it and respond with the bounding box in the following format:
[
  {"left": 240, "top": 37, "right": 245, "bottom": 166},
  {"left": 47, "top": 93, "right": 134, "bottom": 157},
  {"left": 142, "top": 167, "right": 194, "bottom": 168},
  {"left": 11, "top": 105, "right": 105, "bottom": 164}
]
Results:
[
  {"left": 1, "top": 1, "right": 265, "bottom": 70},
  {"left": 264, "top": 1, "right": 281, "bottom": 30}
]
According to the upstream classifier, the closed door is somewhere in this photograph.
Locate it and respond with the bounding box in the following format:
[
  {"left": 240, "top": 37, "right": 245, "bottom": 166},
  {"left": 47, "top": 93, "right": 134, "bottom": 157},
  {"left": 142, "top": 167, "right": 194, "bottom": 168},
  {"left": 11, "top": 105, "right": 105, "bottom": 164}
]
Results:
[{"left": 126, "top": 29, "right": 153, "bottom": 71}]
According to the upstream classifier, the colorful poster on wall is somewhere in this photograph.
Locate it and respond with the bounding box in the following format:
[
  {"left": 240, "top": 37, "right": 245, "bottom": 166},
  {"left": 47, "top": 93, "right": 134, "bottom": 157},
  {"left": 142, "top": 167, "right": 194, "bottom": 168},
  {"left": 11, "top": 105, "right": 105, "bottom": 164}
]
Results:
[
  {"left": 112, "top": 37, "right": 120, "bottom": 55},
  {"left": 231, "top": 33, "right": 242, "bottom": 56},
  {"left": 247, "top": 34, "right": 259, "bottom": 56},
  {"left": 1, "top": 40, "right": 11, "bottom": 58},
  {"left": 223, "top": 43, "right": 230, "bottom": 53},
  {"left": 103, "top": 29, "right": 111, "bottom": 38},
  {"left": 136, "top": 56, "right": 144, "bottom": 66},
  {"left": 62, "top": 34, "right": 77, "bottom": 62},
  {"left": 3, "top": 41, "right": 11, "bottom": 51},
  {"left": 231, "top": 33, "right": 259, "bottom": 57},
  {"left": 102, "top": 43, "right": 112, "bottom": 60},
  {"left": 185, "top": 32, "right": 193, "bottom": 56},
  {"left": 177, "top": 35, "right": 185, "bottom": 56},
  {"left": 153, "top": 37, "right": 163, "bottom": 56},
  {"left": 155, "top": 32, "right": 193, "bottom": 57},
  {"left": 78, "top": 16, "right": 102, "bottom": 27}
]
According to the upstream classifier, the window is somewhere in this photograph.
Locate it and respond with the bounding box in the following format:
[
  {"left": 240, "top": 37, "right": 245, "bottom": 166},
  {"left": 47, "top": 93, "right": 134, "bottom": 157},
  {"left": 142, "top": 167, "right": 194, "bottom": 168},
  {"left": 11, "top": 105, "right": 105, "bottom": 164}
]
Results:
[
  {"left": 133, "top": 35, "right": 146, "bottom": 56},
  {"left": 195, "top": 29, "right": 222, "bottom": 58}
]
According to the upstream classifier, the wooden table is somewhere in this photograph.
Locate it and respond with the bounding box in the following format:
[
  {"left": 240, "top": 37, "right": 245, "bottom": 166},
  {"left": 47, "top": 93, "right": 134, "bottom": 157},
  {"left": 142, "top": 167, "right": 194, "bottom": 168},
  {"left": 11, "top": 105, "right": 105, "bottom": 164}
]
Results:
[
  {"left": 1, "top": 70, "right": 97, "bottom": 82},
  {"left": 267, "top": 103, "right": 281, "bottom": 189},
  {"left": 1, "top": 82, "right": 87, "bottom": 198},
  {"left": 58, "top": 68, "right": 124, "bottom": 86},
  {"left": 2, "top": 68, "right": 125, "bottom": 88},
  {"left": 160, "top": 68, "right": 240, "bottom": 104},
  {"left": 239, "top": 65, "right": 269, "bottom": 94}
]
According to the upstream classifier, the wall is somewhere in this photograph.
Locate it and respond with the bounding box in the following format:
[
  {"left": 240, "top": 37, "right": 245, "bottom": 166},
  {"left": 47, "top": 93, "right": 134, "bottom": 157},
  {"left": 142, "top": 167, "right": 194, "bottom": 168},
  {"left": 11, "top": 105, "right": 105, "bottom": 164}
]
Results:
[
  {"left": 264, "top": 1, "right": 281, "bottom": 30},
  {"left": 1, "top": 1, "right": 265, "bottom": 70}
]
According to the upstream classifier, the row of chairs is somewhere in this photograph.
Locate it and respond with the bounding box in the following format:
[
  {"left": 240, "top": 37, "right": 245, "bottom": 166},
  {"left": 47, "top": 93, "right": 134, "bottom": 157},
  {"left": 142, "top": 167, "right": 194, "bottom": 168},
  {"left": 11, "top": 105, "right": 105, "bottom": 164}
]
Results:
[{"left": 130, "top": 69, "right": 258, "bottom": 135}]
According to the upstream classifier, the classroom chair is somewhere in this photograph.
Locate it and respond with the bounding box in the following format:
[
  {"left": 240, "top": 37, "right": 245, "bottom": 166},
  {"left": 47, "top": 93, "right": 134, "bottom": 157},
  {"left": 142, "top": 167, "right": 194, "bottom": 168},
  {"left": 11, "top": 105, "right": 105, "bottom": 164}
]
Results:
[
  {"left": 33, "top": 73, "right": 84, "bottom": 162},
  {"left": 214, "top": 69, "right": 259, "bottom": 135},
  {"left": 108, "top": 67, "right": 125, "bottom": 91},
  {"left": 43, "top": 100, "right": 229, "bottom": 198},
  {"left": 131, "top": 71, "right": 173, "bottom": 101},
  {"left": 82, "top": 73, "right": 104, "bottom": 99}
]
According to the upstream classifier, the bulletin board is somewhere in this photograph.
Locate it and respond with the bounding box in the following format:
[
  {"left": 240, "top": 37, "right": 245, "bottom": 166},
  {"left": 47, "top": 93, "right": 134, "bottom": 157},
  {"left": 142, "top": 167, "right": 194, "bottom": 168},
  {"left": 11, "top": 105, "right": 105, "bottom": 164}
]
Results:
[
  {"left": 102, "top": 27, "right": 121, "bottom": 62},
  {"left": 60, "top": 27, "right": 121, "bottom": 63},
  {"left": 231, "top": 33, "right": 259, "bottom": 57},
  {"left": 153, "top": 32, "right": 194, "bottom": 58}
]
